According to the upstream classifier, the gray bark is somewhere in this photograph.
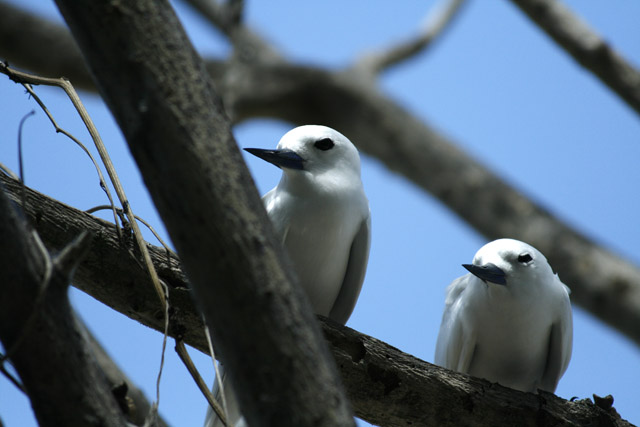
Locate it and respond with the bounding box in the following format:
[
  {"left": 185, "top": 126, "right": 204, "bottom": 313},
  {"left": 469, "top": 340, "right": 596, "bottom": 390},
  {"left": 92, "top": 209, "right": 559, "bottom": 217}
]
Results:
[{"left": 52, "top": 0, "right": 355, "bottom": 426}]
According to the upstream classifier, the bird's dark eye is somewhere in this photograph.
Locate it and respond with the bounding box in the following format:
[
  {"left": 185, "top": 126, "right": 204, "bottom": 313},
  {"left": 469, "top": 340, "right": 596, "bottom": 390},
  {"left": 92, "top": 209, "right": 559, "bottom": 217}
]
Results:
[
  {"left": 314, "top": 138, "right": 335, "bottom": 151},
  {"left": 518, "top": 253, "right": 533, "bottom": 263}
]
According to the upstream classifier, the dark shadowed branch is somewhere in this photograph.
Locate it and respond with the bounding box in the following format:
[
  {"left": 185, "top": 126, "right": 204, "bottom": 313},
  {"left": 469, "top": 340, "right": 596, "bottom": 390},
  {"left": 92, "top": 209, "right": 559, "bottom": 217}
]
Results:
[{"left": 0, "top": 175, "right": 632, "bottom": 427}]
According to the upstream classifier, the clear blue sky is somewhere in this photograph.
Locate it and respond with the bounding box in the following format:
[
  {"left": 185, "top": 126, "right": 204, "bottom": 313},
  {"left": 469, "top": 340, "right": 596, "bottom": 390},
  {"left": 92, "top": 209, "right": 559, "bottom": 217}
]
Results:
[{"left": 1, "top": 1, "right": 639, "bottom": 426}]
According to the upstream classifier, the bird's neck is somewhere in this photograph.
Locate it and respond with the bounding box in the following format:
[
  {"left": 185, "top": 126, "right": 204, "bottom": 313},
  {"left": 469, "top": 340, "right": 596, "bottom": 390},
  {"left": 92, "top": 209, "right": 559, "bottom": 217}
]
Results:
[{"left": 280, "top": 171, "right": 363, "bottom": 199}]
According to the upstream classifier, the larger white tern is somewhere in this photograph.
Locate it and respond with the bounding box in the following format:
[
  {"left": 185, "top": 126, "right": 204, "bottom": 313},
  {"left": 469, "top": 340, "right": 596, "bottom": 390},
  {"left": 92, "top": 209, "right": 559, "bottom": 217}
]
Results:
[
  {"left": 434, "top": 238, "right": 572, "bottom": 393},
  {"left": 206, "top": 125, "right": 371, "bottom": 426}
]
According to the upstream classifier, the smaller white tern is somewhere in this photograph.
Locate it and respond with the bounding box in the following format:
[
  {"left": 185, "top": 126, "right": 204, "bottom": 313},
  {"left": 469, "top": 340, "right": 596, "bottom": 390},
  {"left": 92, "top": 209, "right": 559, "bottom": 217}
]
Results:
[{"left": 434, "top": 238, "right": 572, "bottom": 393}]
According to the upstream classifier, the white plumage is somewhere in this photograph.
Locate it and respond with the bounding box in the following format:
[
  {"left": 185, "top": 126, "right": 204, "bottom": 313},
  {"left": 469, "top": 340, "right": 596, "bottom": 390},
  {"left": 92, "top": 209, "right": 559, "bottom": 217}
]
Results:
[{"left": 435, "top": 238, "right": 572, "bottom": 393}]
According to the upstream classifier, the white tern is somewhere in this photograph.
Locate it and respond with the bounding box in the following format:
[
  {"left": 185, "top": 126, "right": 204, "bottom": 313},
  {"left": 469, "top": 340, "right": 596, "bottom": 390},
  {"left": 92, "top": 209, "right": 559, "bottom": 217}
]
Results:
[
  {"left": 205, "top": 125, "right": 371, "bottom": 427},
  {"left": 434, "top": 238, "right": 572, "bottom": 393}
]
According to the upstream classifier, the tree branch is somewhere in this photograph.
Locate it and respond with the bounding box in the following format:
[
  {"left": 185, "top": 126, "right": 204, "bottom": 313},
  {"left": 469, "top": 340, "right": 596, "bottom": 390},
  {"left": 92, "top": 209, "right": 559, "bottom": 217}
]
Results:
[
  {"left": 0, "top": 184, "right": 128, "bottom": 427},
  {"left": 508, "top": 0, "right": 640, "bottom": 116},
  {"left": 355, "top": 0, "right": 468, "bottom": 74},
  {"left": 0, "top": 175, "right": 632, "bottom": 427},
  {"left": 53, "top": 0, "right": 354, "bottom": 426}
]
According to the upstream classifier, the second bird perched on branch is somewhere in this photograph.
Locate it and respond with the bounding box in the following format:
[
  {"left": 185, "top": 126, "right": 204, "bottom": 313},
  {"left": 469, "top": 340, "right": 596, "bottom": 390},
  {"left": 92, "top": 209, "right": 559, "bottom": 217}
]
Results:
[{"left": 435, "top": 238, "right": 573, "bottom": 393}]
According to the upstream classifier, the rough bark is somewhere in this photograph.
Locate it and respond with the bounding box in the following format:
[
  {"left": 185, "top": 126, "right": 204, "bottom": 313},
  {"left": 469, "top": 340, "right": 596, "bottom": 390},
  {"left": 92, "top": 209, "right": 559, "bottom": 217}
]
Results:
[
  {"left": 0, "top": 184, "right": 128, "bottom": 427},
  {"left": 1, "top": 4, "right": 638, "bottom": 347},
  {"left": 0, "top": 174, "right": 634, "bottom": 427},
  {"left": 52, "top": 1, "right": 355, "bottom": 426}
]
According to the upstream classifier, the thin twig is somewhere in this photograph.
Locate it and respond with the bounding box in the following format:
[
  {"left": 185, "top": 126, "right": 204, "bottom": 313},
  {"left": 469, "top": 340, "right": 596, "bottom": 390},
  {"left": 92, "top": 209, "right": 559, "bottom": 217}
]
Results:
[
  {"left": 205, "top": 325, "right": 229, "bottom": 419},
  {"left": 176, "top": 340, "right": 228, "bottom": 426},
  {"left": 17, "top": 110, "right": 36, "bottom": 209},
  {"left": 86, "top": 205, "right": 177, "bottom": 257},
  {"left": 0, "top": 162, "right": 20, "bottom": 180},
  {"left": 354, "top": 0, "right": 467, "bottom": 74},
  {"left": 154, "top": 279, "right": 170, "bottom": 412},
  {"left": 0, "top": 63, "right": 121, "bottom": 238},
  {"left": 509, "top": 0, "right": 640, "bottom": 116}
]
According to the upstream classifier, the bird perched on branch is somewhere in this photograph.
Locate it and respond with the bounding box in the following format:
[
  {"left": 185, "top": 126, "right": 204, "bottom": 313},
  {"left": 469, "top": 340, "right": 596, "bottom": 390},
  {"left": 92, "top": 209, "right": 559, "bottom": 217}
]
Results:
[
  {"left": 205, "top": 125, "right": 371, "bottom": 427},
  {"left": 434, "top": 238, "right": 572, "bottom": 393}
]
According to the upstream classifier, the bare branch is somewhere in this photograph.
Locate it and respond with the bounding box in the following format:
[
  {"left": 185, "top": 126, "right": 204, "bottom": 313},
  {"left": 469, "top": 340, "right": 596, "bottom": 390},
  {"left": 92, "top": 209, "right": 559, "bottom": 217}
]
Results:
[
  {"left": 508, "top": 0, "right": 640, "bottom": 116},
  {"left": 355, "top": 0, "right": 468, "bottom": 74},
  {"left": 0, "top": 175, "right": 632, "bottom": 427}
]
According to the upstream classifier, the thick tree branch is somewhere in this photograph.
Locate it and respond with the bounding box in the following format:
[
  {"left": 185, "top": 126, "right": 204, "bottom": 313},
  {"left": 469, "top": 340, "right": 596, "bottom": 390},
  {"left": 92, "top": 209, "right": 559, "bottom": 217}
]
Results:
[
  {"left": 0, "top": 175, "right": 632, "bottom": 427},
  {"left": 53, "top": 1, "right": 354, "bottom": 426},
  {"left": 1, "top": 4, "right": 639, "bottom": 346},
  {"left": 508, "top": 0, "right": 640, "bottom": 116},
  {"left": 0, "top": 185, "right": 128, "bottom": 427}
]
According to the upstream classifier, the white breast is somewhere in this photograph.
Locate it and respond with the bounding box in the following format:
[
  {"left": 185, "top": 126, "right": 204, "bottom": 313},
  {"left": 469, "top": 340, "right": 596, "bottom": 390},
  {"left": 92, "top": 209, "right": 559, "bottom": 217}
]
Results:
[{"left": 265, "top": 186, "right": 367, "bottom": 316}]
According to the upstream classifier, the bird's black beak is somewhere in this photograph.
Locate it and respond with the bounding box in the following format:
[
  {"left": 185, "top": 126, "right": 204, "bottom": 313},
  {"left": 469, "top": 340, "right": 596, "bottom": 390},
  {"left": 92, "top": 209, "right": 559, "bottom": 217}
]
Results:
[
  {"left": 244, "top": 148, "right": 305, "bottom": 170},
  {"left": 462, "top": 263, "right": 507, "bottom": 285}
]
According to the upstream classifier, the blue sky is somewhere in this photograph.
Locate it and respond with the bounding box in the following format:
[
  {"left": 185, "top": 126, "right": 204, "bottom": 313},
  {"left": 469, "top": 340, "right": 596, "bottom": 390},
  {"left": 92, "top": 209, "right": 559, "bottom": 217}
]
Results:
[{"left": 1, "top": 1, "right": 639, "bottom": 426}]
